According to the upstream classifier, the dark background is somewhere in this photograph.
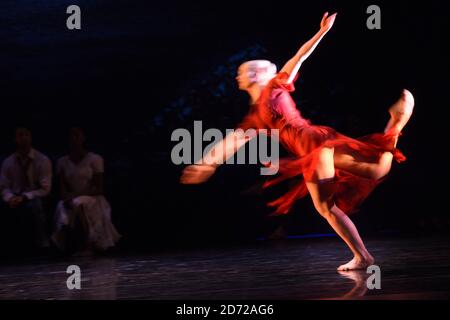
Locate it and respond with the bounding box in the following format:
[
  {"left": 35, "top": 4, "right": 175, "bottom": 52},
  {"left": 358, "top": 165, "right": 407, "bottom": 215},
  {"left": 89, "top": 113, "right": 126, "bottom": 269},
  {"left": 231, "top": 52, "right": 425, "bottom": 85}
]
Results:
[{"left": 0, "top": 0, "right": 448, "bottom": 253}]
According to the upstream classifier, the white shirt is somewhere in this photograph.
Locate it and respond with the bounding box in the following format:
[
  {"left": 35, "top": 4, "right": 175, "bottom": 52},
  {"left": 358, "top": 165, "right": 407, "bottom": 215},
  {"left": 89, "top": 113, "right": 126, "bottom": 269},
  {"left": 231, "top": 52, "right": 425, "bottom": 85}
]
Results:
[
  {"left": 57, "top": 152, "right": 104, "bottom": 195},
  {"left": 0, "top": 149, "right": 52, "bottom": 202}
]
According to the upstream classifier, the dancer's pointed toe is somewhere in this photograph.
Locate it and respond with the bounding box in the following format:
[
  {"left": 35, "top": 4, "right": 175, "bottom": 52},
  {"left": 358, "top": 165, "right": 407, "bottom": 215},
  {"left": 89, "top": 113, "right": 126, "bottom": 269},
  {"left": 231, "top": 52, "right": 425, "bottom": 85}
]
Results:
[
  {"left": 390, "top": 89, "right": 415, "bottom": 117},
  {"left": 400, "top": 89, "right": 415, "bottom": 115},
  {"left": 385, "top": 89, "right": 415, "bottom": 135},
  {"left": 402, "top": 89, "right": 414, "bottom": 105}
]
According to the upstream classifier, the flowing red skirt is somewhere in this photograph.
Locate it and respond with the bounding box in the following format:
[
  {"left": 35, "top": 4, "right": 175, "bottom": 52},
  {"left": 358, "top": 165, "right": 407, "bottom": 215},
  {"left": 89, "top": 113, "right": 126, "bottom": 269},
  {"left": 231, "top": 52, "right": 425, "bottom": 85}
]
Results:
[{"left": 262, "top": 123, "right": 406, "bottom": 215}]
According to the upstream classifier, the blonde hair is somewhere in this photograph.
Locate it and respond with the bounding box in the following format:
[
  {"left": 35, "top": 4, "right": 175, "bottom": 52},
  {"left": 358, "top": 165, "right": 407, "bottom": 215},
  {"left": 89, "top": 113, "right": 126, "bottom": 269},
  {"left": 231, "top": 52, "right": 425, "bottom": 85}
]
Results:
[{"left": 242, "top": 60, "right": 277, "bottom": 86}]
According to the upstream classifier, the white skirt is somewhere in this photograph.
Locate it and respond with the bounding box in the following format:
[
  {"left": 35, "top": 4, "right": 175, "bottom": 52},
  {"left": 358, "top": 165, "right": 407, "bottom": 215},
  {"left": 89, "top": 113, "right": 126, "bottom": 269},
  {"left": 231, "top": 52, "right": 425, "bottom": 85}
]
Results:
[{"left": 53, "top": 195, "right": 121, "bottom": 250}]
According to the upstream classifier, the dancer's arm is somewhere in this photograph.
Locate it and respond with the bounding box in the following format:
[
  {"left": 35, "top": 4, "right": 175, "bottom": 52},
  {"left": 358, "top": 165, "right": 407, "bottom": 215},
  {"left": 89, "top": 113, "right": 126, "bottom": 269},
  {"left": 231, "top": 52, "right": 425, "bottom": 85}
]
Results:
[
  {"left": 199, "top": 130, "right": 255, "bottom": 166},
  {"left": 180, "top": 130, "right": 255, "bottom": 184},
  {"left": 281, "top": 12, "right": 337, "bottom": 84}
]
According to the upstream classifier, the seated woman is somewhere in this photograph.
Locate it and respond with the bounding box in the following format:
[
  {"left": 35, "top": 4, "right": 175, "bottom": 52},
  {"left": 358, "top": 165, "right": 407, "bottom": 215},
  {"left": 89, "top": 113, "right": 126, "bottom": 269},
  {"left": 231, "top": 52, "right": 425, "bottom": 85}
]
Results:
[{"left": 52, "top": 127, "right": 120, "bottom": 255}]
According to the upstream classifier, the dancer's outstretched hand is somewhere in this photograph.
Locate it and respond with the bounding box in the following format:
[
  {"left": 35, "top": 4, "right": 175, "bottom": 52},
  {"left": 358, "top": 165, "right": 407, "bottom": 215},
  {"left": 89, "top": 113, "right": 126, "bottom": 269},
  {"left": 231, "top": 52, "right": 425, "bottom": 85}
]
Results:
[
  {"left": 320, "top": 12, "right": 337, "bottom": 32},
  {"left": 180, "top": 164, "right": 216, "bottom": 184}
]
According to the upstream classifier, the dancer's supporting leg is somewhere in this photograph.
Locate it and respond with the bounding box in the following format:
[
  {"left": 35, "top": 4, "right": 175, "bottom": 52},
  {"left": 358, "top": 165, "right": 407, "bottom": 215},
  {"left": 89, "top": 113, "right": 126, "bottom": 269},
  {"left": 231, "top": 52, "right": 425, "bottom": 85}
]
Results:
[{"left": 305, "top": 147, "right": 374, "bottom": 271}]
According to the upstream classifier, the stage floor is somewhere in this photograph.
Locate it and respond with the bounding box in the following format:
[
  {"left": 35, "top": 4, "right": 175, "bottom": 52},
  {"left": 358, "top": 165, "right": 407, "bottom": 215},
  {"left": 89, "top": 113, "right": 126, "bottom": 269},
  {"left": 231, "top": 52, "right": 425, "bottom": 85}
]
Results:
[{"left": 1, "top": 236, "right": 450, "bottom": 300}]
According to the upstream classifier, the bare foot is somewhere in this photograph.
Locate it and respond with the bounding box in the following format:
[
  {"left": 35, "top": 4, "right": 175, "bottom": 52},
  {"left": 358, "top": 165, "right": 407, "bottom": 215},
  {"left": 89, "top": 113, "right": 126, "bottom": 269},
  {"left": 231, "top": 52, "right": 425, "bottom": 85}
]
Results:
[
  {"left": 337, "top": 254, "right": 374, "bottom": 271},
  {"left": 384, "top": 89, "right": 415, "bottom": 134}
]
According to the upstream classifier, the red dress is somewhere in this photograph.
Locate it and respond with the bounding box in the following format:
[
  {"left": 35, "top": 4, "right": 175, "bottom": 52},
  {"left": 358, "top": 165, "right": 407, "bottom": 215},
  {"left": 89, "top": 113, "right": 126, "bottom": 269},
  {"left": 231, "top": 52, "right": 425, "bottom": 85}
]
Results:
[{"left": 237, "top": 72, "right": 406, "bottom": 215}]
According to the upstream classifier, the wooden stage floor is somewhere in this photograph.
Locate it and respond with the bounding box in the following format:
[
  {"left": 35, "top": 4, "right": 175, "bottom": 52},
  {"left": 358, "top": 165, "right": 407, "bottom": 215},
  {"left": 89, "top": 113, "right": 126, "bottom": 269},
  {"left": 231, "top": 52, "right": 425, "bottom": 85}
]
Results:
[{"left": 1, "top": 236, "right": 450, "bottom": 300}]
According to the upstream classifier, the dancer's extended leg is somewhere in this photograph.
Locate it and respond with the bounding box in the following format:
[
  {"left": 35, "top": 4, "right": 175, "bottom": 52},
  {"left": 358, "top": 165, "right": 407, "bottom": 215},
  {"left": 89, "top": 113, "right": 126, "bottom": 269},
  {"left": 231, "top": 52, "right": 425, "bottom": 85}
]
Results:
[{"left": 334, "top": 89, "right": 414, "bottom": 180}]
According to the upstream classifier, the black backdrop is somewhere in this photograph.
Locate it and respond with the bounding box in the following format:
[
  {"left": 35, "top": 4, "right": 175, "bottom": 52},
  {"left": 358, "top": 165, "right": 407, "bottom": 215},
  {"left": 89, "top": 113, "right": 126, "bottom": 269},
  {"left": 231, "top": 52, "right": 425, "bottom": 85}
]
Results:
[{"left": 0, "top": 0, "right": 448, "bottom": 251}]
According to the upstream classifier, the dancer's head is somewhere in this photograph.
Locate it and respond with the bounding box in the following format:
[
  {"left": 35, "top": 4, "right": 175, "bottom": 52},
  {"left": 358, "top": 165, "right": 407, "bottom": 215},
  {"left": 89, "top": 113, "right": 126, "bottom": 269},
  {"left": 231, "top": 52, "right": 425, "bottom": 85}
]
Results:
[{"left": 236, "top": 60, "right": 277, "bottom": 90}]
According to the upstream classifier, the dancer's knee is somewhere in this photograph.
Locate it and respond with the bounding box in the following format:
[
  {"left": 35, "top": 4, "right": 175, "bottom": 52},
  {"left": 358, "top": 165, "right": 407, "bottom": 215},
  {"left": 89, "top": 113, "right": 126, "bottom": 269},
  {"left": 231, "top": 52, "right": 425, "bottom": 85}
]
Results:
[
  {"left": 316, "top": 207, "right": 335, "bottom": 220},
  {"left": 313, "top": 201, "right": 336, "bottom": 220},
  {"left": 369, "top": 163, "right": 391, "bottom": 180}
]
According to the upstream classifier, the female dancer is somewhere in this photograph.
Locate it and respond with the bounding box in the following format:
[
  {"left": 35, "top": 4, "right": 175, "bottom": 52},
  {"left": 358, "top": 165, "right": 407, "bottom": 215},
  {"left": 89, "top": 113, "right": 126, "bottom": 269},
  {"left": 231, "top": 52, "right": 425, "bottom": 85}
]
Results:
[{"left": 180, "top": 12, "right": 414, "bottom": 271}]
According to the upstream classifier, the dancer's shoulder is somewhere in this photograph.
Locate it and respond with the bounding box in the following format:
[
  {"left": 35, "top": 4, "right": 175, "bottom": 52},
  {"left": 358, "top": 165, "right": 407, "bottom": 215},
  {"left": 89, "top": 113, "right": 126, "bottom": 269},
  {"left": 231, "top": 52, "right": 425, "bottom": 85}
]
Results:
[{"left": 269, "top": 72, "right": 297, "bottom": 93}]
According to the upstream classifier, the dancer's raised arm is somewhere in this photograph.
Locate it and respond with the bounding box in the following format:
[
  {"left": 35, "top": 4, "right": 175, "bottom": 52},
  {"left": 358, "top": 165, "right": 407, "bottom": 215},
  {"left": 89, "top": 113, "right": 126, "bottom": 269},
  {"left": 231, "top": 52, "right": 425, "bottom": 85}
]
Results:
[{"left": 281, "top": 12, "right": 337, "bottom": 84}]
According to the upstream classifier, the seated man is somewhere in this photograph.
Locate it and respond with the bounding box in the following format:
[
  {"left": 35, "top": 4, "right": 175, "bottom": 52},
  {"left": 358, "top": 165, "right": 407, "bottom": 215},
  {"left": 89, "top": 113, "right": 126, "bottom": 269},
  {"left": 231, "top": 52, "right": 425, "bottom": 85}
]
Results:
[{"left": 0, "top": 126, "right": 52, "bottom": 252}]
